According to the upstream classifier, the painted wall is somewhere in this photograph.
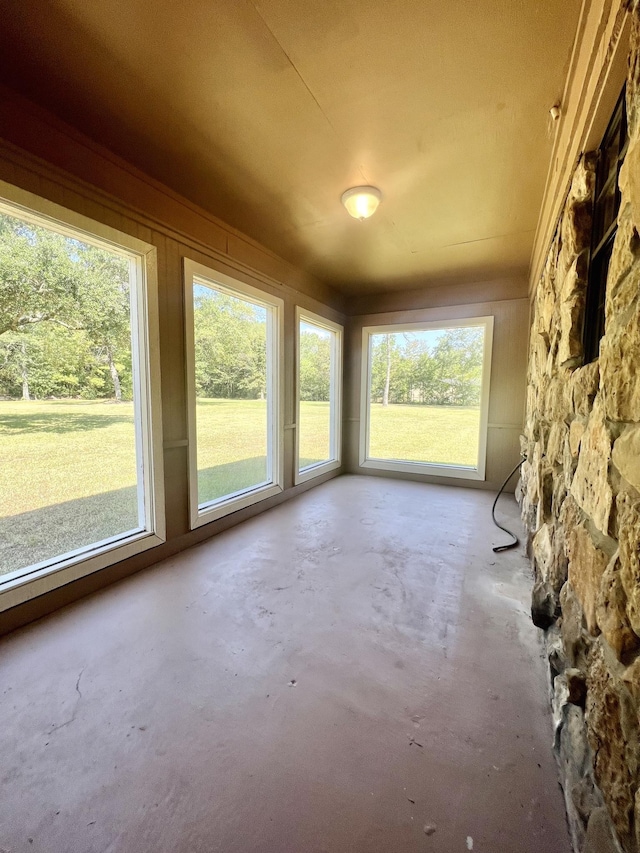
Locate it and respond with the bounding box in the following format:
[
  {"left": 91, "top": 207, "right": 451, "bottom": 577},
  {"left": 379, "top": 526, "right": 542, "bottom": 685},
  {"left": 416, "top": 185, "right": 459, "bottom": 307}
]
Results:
[
  {"left": 345, "top": 296, "right": 529, "bottom": 493},
  {"left": 0, "top": 90, "right": 346, "bottom": 632}
]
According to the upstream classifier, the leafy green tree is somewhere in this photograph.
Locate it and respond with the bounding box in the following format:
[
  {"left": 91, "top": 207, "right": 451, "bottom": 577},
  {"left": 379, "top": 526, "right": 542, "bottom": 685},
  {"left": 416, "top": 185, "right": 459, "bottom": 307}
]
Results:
[
  {"left": 193, "top": 288, "right": 267, "bottom": 399},
  {"left": 0, "top": 212, "right": 133, "bottom": 400},
  {"left": 299, "top": 328, "right": 331, "bottom": 402},
  {"left": 0, "top": 214, "right": 84, "bottom": 336},
  {"left": 74, "top": 244, "right": 131, "bottom": 401},
  {"left": 429, "top": 328, "right": 484, "bottom": 405}
]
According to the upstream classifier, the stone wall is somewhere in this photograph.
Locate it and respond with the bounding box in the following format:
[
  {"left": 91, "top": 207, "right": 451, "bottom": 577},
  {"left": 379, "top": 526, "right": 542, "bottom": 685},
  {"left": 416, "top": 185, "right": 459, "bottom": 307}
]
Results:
[{"left": 519, "top": 6, "right": 640, "bottom": 851}]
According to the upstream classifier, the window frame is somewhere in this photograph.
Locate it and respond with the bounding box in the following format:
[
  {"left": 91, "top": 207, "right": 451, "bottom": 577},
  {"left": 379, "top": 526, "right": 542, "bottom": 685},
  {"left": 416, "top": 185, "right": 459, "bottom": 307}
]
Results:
[
  {"left": 0, "top": 180, "right": 166, "bottom": 613},
  {"left": 359, "top": 316, "right": 494, "bottom": 481},
  {"left": 583, "top": 85, "right": 628, "bottom": 363},
  {"left": 294, "top": 307, "right": 343, "bottom": 485},
  {"left": 183, "top": 258, "right": 284, "bottom": 528}
]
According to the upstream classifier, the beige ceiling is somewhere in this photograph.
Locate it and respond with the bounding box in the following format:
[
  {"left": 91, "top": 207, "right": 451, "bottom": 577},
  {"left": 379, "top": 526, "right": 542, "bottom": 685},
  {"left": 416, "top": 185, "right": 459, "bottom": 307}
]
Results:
[{"left": 0, "top": 0, "right": 582, "bottom": 295}]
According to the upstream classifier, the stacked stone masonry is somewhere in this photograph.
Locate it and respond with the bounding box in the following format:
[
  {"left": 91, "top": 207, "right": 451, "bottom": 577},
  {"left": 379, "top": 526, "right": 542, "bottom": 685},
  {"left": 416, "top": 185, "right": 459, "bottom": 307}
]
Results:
[{"left": 519, "top": 5, "right": 640, "bottom": 851}]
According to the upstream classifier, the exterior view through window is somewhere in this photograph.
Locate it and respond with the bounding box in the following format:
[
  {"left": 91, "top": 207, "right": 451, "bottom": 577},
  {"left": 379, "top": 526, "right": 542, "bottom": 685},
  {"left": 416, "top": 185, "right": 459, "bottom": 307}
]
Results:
[
  {"left": 362, "top": 318, "right": 493, "bottom": 479},
  {"left": 0, "top": 196, "right": 161, "bottom": 588},
  {"left": 297, "top": 310, "right": 342, "bottom": 481},
  {"left": 184, "top": 260, "right": 282, "bottom": 526}
]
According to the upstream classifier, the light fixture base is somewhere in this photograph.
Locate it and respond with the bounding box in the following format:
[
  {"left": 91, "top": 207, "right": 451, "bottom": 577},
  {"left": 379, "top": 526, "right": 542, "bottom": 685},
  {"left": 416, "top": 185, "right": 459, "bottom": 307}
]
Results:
[{"left": 341, "top": 186, "right": 382, "bottom": 220}]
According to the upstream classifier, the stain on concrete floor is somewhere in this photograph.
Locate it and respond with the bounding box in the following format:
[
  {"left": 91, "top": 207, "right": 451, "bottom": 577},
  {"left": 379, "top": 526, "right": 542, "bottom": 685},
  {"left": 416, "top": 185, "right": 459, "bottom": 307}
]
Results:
[{"left": 0, "top": 476, "right": 571, "bottom": 852}]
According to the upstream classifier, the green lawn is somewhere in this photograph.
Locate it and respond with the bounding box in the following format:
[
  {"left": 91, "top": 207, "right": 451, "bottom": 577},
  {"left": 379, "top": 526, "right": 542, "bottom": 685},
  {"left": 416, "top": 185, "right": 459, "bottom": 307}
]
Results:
[
  {"left": 298, "top": 400, "right": 331, "bottom": 470},
  {"left": 369, "top": 403, "right": 480, "bottom": 467},
  {"left": 0, "top": 398, "right": 334, "bottom": 576},
  {"left": 0, "top": 398, "right": 479, "bottom": 577}
]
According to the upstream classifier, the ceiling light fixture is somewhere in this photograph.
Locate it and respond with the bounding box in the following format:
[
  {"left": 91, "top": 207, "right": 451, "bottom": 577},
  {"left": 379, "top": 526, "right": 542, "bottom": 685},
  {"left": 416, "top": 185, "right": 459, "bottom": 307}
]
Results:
[{"left": 341, "top": 186, "right": 382, "bottom": 220}]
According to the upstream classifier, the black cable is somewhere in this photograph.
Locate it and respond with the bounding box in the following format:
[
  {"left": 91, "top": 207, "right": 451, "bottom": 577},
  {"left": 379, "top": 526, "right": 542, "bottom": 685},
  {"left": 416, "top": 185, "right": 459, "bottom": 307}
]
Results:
[{"left": 491, "top": 457, "right": 526, "bottom": 553}]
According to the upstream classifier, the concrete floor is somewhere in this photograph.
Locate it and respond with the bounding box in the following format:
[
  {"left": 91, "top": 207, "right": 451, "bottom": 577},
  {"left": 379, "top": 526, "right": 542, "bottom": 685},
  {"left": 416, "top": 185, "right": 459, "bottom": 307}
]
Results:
[{"left": 0, "top": 476, "right": 571, "bottom": 853}]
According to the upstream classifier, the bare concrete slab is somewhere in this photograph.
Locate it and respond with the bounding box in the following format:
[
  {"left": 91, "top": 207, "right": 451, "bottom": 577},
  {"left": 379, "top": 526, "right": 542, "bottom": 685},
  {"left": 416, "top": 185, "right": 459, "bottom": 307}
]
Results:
[{"left": 0, "top": 476, "right": 571, "bottom": 853}]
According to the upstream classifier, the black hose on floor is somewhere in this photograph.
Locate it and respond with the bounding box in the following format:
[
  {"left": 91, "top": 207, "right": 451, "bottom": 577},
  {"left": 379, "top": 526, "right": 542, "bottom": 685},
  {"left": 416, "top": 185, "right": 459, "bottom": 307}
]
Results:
[{"left": 491, "top": 458, "right": 525, "bottom": 553}]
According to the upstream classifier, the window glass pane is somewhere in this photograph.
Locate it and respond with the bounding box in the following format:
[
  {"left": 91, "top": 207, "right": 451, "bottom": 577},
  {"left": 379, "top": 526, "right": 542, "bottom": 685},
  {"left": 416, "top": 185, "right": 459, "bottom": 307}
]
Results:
[
  {"left": 298, "top": 319, "right": 333, "bottom": 470},
  {"left": 367, "top": 325, "right": 486, "bottom": 468},
  {"left": 598, "top": 110, "right": 622, "bottom": 189},
  {"left": 0, "top": 209, "right": 143, "bottom": 579},
  {"left": 593, "top": 178, "right": 618, "bottom": 245},
  {"left": 192, "top": 282, "right": 270, "bottom": 506}
]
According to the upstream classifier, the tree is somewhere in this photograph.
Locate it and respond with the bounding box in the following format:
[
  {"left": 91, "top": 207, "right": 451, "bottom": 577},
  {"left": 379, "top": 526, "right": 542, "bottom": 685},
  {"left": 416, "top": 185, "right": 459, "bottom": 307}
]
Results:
[
  {"left": 382, "top": 334, "right": 391, "bottom": 406},
  {"left": 193, "top": 288, "right": 267, "bottom": 399},
  {"left": 430, "top": 328, "right": 484, "bottom": 406},
  {"left": 0, "top": 213, "right": 84, "bottom": 337},
  {"left": 299, "top": 328, "right": 331, "bottom": 402},
  {"left": 0, "top": 212, "right": 134, "bottom": 401},
  {"left": 74, "top": 244, "right": 131, "bottom": 401}
]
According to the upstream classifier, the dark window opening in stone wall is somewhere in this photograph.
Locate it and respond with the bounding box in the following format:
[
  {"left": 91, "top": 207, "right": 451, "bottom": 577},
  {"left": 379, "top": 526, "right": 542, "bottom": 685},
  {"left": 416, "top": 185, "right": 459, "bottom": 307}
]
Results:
[{"left": 583, "top": 86, "right": 628, "bottom": 363}]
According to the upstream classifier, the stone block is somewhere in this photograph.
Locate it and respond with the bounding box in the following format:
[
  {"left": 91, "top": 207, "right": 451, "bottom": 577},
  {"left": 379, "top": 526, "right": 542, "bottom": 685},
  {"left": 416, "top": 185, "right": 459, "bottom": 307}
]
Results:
[
  {"left": 596, "top": 554, "right": 640, "bottom": 661},
  {"left": 558, "top": 253, "right": 588, "bottom": 365},
  {"left": 559, "top": 702, "right": 589, "bottom": 778},
  {"left": 570, "top": 419, "right": 585, "bottom": 457},
  {"left": 563, "top": 433, "right": 578, "bottom": 491},
  {"left": 535, "top": 272, "right": 556, "bottom": 344},
  {"left": 552, "top": 472, "right": 568, "bottom": 521},
  {"left": 606, "top": 204, "right": 640, "bottom": 321},
  {"left": 600, "top": 306, "right": 640, "bottom": 423},
  {"left": 622, "top": 137, "right": 640, "bottom": 239},
  {"left": 586, "top": 642, "right": 639, "bottom": 848},
  {"left": 570, "top": 396, "right": 613, "bottom": 535},
  {"left": 622, "top": 655, "right": 640, "bottom": 706},
  {"left": 560, "top": 494, "right": 582, "bottom": 541},
  {"left": 545, "top": 368, "right": 572, "bottom": 421},
  {"left": 568, "top": 151, "right": 597, "bottom": 204},
  {"left": 617, "top": 493, "right": 640, "bottom": 636},
  {"left": 567, "top": 523, "right": 608, "bottom": 635},
  {"left": 559, "top": 204, "right": 593, "bottom": 275},
  {"left": 560, "top": 582, "right": 591, "bottom": 669},
  {"left": 583, "top": 807, "right": 624, "bottom": 853},
  {"left": 627, "top": 7, "right": 640, "bottom": 144},
  {"left": 612, "top": 424, "right": 640, "bottom": 493},
  {"left": 570, "top": 361, "right": 600, "bottom": 417},
  {"left": 546, "top": 421, "right": 567, "bottom": 467},
  {"left": 547, "top": 623, "right": 568, "bottom": 679}
]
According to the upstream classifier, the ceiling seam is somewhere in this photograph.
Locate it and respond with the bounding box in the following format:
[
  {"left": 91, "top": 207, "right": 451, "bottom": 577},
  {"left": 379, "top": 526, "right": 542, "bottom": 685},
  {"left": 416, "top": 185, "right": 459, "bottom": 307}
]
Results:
[
  {"left": 249, "top": 3, "right": 342, "bottom": 141},
  {"left": 442, "top": 228, "right": 536, "bottom": 249}
]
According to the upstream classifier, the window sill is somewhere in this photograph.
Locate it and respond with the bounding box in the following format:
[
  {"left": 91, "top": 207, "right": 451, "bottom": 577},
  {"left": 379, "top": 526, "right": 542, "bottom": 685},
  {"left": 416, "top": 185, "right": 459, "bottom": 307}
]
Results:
[
  {"left": 295, "top": 458, "right": 341, "bottom": 485},
  {"left": 0, "top": 530, "right": 166, "bottom": 613},
  {"left": 191, "top": 482, "right": 284, "bottom": 528},
  {"left": 359, "top": 457, "right": 485, "bottom": 481}
]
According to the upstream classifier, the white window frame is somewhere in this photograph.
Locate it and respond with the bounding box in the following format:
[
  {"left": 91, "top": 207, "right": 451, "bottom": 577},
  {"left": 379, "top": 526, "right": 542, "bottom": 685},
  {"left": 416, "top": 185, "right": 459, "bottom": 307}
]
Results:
[
  {"left": 184, "top": 258, "right": 284, "bottom": 528},
  {"left": 295, "top": 308, "right": 343, "bottom": 485},
  {"left": 359, "top": 316, "right": 494, "bottom": 480},
  {"left": 0, "top": 181, "right": 165, "bottom": 613}
]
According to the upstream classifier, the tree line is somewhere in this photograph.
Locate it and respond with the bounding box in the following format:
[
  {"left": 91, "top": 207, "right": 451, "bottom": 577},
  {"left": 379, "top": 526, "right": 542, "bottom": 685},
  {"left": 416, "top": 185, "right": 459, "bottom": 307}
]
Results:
[
  {"left": 370, "top": 328, "right": 484, "bottom": 407},
  {"left": 192, "top": 289, "right": 332, "bottom": 402},
  {"left": 0, "top": 212, "right": 332, "bottom": 403},
  {"left": 0, "top": 211, "right": 483, "bottom": 407}
]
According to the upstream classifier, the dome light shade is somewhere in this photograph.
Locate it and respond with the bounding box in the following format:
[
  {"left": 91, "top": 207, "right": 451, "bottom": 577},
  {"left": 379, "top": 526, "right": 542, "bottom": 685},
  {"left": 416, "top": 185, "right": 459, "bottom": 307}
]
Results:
[{"left": 341, "top": 186, "right": 382, "bottom": 220}]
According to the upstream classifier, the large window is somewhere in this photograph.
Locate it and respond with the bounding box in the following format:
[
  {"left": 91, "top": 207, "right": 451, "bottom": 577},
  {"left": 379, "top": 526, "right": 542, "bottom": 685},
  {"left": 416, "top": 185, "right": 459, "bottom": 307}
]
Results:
[
  {"left": 295, "top": 308, "right": 342, "bottom": 483},
  {"left": 360, "top": 317, "right": 493, "bottom": 480},
  {"left": 184, "top": 259, "right": 283, "bottom": 527},
  {"left": 583, "top": 86, "right": 628, "bottom": 363},
  {"left": 0, "top": 183, "right": 164, "bottom": 608}
]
